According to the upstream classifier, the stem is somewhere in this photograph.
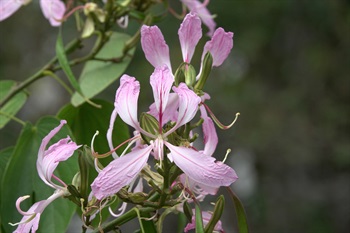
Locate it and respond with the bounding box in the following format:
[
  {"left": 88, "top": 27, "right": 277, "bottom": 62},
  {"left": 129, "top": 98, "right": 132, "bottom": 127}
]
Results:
[
  {"left": 43, "top": 71, "right": 73, "bottom": 95},
  {"left": 0, "top": 38, "right": 81, "bottom": 108},
  {"left": 0, "top": 110, "right": 25, "bottom": 126},
  {"left": 91, "top": 207, "right": 155, "bottom": 233}
]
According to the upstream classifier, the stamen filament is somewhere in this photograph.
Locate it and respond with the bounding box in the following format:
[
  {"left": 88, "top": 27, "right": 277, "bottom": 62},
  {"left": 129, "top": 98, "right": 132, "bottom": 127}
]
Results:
[
  {"left": 202, "top": 103, "right": 240, "bottom": 129},
  {"left": 93, "top": 135, "right": 141, "bottom": 158},
  {"left": 222, "top": 149, "right": 231, "bottom": 164}
]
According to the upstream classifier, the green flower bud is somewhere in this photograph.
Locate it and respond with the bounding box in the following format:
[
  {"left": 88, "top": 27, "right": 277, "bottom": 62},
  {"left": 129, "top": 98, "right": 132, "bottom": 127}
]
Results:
[
  {"left": 195, "top": 51, "right": 213, "bottom": 91},
  {"left": 139, "top": 112, "right": 159, "bottom": 144},
  {"left": 204, "top": 195, "right": 225, "bottom": 233},
  {"left": 174, "top": 63, "right": 197, "bottom": 87}
]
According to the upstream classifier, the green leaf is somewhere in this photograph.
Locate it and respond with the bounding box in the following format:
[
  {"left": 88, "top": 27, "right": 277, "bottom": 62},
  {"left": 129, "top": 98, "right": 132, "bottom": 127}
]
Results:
[
  {"left": 0, "top": 117, "right": 79, "bottom": 233},
  {"left": 56, "top": 29, "right": 82, "bottom": 94},
  {"left": 226, "top": 187, "right": 249, "bottom": 233},
  {"left": 71, "top": 32, "right": 135, "bottom": 107},
  {"left": 195, "top": 202, "right": 204, "bottom": 233},
  {"left": 0, "top": 80, "right": 27, "bottom": 129}
]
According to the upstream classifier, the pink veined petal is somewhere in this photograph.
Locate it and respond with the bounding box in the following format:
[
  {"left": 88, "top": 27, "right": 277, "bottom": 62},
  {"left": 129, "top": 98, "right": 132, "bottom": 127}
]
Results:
[
  {"left": 148, "top": 93, "right": 179, "bottom": 126},
  {"left": 181, "top": 0, "right": 216, "bottom": 36},
  {"left": 165, "top": 142, "right": 238, "bottom": 187},
  {"left": 167, "top": 83, "right": 200, "bottom": 135},
  {"left": 150, "top": 66, "right": 174, "bottom": 126},
  {"left": 203, "top": 27, "right": 234, "bottom": 67},
  {"left": 14, "top": 191, "right": 63, "bottom": 233},
  {"left": 115, "top": 75, "right": 141, "bottom": 130},
  {"left": 36, "top": 120, "right": 80, "bottom": 189},
  {"left": 179, "top": 174, "right": 218, "bottom": 195},
  {"left": 178, "top": 12, "right": 202, "bottom": 63},
  {"left": 91, "top": 145, "right": 153, "bottom": 200},
  {"left": 40, "top": 0, "right": 66, "bottom": 27},
  {"left": 200, "top": 105, "right": 217, "bottom": 156},
  {"left": 141, "top": 25, "right": 172, "bottom": 72},
  {"left": 0, "top": 0, "right": 25, "bottom": 21},
  {"left": 39, "top": 137, "right": 80, "bottom": 188}
]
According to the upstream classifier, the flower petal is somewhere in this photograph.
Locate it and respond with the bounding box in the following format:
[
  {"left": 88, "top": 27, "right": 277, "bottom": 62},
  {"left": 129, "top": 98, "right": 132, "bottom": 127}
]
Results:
[
  {"left": 166, "top": 142, "right": 238, "bottom": 187},
  {"left": 181, "top": 0, "right": 216, "bottom": 36},
  {"left": 150, "top": 66, "right": 174, "bottom": 119},
  {"left": 36, "top": 120, "right": 80, "bottom": 189},
  {"left": 40, "top": 0, "right": 66, "bottom": 27},
  {"left": 200, "top": 105, "right": 217, "bottom": 156},
  {"left": 178, "top": 12, "right": 202, "bottom": 63},
  {"left": 169, "top": 83, "right": 201, "bottom": 133},
  {"left": 91, "top": 145, "right": 152, "bottom": 200},
  {"left": 141, "top": 25, "right": 172, "bottom": 71},
  {"left": 184, "top": 211, "right": 224, "bottom": 233},
  {"left": 203, "top": 27, "right": 233, "bottom": 67},
  {"left": 0, "top": 0, "right": 24, "bottom": 21},
  {"left": 115, "top": 75, "right": 141, "bottom": 130}
]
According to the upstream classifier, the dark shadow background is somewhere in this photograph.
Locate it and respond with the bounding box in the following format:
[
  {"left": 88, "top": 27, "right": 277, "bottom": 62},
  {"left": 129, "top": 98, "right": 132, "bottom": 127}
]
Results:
[{"left": 1, "top": 0, "right": 349, "bottom": 232}]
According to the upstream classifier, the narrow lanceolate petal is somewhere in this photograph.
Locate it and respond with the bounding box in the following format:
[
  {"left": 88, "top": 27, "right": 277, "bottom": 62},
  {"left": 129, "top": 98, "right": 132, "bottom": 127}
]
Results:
[
  {"left": 200, "top": 105, "right": 217, "bottom": 156},
  {"left": 115, "top": 75, "right": 141, "bottom": 130},
  {"left": 203, "top": 27, "right": 233, "bottom": 67},
  {"left": 166, "top": 142, "right": 238, "bottom": 188},
  {"left": 178, "top": 12, "right": 202, "bottom": 63},
  {"left": 39, "top": 0, "right": 66, "bottom": 27},
  {"left": 0, "top": 0, "right": 26, "bottom": 21},
  {"left": 13, "top": 191, "right": 63, "bottom": 233},
  {"left": 91, "top": 145, "right": 153, "bottom": 200},
  {"left": 37, "top": 120, "right": 80, "bottom": 189},
  {"left": 141, "top": 25, "right": 172, "bottom": 71},
  {"left": 168, "top": 83, "right": 201, "bottom": 133},
  {"left": 150, "top": 66, "right": 174, "bottom": 118},
  {"left": 181, "top": 0, "right": 216, "bottom": 36}
]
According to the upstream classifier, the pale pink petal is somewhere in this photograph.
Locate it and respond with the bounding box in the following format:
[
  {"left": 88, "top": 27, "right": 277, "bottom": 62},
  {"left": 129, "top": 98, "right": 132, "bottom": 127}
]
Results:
[
  {"left": 141, "top": 25, "right": 172, "bottom": 71},
  {"left": 40, "top": 0, "right": 66, "bottom": 27},
  {"left": 150, "top": 66, "right": 174, "bottom": 123},
  {"left": 115, "top": 75, "right": 141, "bottom": 130},
  {"left": 200, "top": 105, "right": 217, "bottom": 156},
  {"left": 203, "top": 27, "right": 233, "bottom": 67},
  {"left": 167, "top": 83, "right": 200, "bottom": 134},
  {"left": 148, "top": 93, "right": 179, "bottom": 126},
  {"left": 0, "top": 0, "right": 25, "bottom": 21},
  {"left": 166, "top": 142, "right": 238, "bottom": 187},
  {"left": 184, "top": 210, "right": 224, "bottom": 233},
  {"left": 181, "top": 0, "right": 216, "bottom": 36},
  {"left": 91, "top": 145, "right": 152, "bottom": 200},
  {"left": 36, "top": 120, "right": 80, "bottom": 188},
  {"left": 179, "top": 174, "right": 218, "bottom": 195},
  {"left": 178, "top": 12, "right": 202, "bottom": 63},
  {"left": 14, "top": 191, "right": 63, "bottom": 233}
]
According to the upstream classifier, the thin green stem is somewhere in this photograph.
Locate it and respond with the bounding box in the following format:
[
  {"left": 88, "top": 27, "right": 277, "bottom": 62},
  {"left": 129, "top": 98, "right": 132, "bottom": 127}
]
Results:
[
  {"left": 43, "top": 71, "right": 73, "bottom": 95},
  {"left": 0, "top": 110, "right": 25, "bottom": 126}
]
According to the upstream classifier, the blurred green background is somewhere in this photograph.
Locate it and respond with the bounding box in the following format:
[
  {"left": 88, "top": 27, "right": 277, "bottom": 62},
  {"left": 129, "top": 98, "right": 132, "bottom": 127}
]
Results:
[{"left": 1, "top": 0, "right": 349, "bottom": 232}]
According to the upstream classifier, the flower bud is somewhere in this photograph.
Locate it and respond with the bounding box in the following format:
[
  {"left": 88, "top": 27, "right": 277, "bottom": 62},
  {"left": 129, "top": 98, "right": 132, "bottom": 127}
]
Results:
[
  {"left": 195, "top": 52, "right": 213, "bottom": 91},
  {"left": 204, "top": 195, "right": 225, "bottom": 233},
  {"left": 174, "top": 63, "right": 197, "bottom": 87},
  {"left": 140, "top": 112, "right": 159, "bottom": 144}
]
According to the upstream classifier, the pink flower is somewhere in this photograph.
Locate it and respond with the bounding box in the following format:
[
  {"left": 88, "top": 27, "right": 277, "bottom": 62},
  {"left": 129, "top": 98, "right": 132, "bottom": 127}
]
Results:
[
  {"left": 11, "top": 120, "right": 80, "bottom": 233},
  {"left": 180, "top": 0, "right": 217, "bottom": 36},
  {"left": 0, "top": 0, "right": 66, "bottom": 26},
  {"left": 141, "top": 12, "right": 233, "bottom": 75},
  {"left": 91, "top": 66, "right": 237, "bottom": 200},
  {"left": 184, "top": 211, "right": 224, "bottom": 233}
]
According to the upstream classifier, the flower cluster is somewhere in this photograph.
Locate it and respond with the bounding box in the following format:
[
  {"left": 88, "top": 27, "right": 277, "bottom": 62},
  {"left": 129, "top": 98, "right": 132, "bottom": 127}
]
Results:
[{"left": 10, "top": 9, "right": 238, "bottom": 233}]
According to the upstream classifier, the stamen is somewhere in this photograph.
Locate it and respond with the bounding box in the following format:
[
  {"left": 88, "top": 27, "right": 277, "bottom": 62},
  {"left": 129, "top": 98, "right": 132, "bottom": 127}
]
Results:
[
  {"left": 202, "top": 103, "right": 240, "bottom": 130},
  {"left": 93, "top": 135, "right": 141, "bottom": 158},
  {"left": 91, "top": 130, "right": 99, "bottom": 154},
  {"left": 222, "top": 149, "right": 231, "bottom": 164},
  {"left": 117, "top": 15, "right": 129, "bottom": 29},
  {"left": 109, "top": 202, "right": 127, "bottom": 218},
  {"left": 59, "top": 5, "right": 85, "bottom": 22},
  {"left": 94, "top": 158, "right": 102, "bottom": 173},
  {"left": 140, "top": 210, "right": 158, "bottom": 220},
  {"left": 51, "top": 174, "right": 67, "bottom": 188},
  {"left": 15, "top": 196, "right": 35, "bottom": 216}
]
